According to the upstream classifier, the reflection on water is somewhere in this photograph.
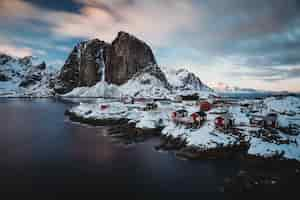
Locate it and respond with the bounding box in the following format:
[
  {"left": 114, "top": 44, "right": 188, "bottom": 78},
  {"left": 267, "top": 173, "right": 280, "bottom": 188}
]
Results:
[{"left": 0, "top": 99, "right": 239, "bottom": 199}]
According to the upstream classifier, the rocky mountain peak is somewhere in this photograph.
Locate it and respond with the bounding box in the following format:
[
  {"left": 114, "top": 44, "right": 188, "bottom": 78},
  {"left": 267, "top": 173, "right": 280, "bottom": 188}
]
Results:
[
  {"left": 55, "top": 31, "right": 158, "bottom": 94},
  {"left": 0, "top": 53, "right": 14, "bottom": 65},
  {"left": 163, "top": 67, "right": 212, "bottom": 92}
]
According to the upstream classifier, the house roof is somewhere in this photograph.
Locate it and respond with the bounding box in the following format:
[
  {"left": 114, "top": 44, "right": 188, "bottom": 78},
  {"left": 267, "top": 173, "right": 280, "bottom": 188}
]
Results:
[
  {"left": 176, "top": 109, "right": 188, "bottom": 114},
  {"left": 195, "top": 111, "right": 207, "bottom": 116}
]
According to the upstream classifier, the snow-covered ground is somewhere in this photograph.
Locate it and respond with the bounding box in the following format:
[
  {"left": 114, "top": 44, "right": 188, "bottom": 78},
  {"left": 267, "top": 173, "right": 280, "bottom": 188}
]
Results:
[
  {"left": 63, "top": 82, "right": 122, "bottom": 98},
  {"left": 120, "top": 72, "right": 171, "bottom": 99},
  {"left": 68, "top": 96, "right": 300, "bottom": 161},
  {"left": 62, "top": 65, "right": 216, "bottom": 99}
]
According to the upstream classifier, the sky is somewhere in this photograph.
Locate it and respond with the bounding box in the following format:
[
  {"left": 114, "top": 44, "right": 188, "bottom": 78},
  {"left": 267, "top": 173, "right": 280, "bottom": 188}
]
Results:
[{"left": 1, "top": 0, "right": 300, "bottom": 92}]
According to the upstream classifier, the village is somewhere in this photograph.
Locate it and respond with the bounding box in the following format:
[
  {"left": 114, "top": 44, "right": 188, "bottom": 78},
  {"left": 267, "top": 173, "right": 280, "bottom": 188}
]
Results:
[{"left": 66, "top": 94, "right": 300, "bottom": 161}]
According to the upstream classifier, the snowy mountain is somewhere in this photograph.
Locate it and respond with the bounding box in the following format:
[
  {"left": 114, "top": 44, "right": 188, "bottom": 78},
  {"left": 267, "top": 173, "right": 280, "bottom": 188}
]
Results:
[
  {"left": 0, "top": 53, "right": 57, "bottom": 97},
  {"left": 54, "top": 31, "right": 157, "bottom": 94},
  {"left": 161, "top": 67, "right": 215, "bottom": 98},
  {"left": 63, "top": 64, "right": 216, "bottom": 99},
  {"left": 63, "top": 81, "right": 122, "bottom": 98},
  {"left": 0, "top": 32, "right": 215, "bottom": 99},
  {"left": 211, "top": 82, "right": 263, "bottom": 93},
  {"left": 120, "top": 65, "right": 171, "bottom": 99},
  {"left": 163, "top": 68, "right": 211, "bottom": 91}
]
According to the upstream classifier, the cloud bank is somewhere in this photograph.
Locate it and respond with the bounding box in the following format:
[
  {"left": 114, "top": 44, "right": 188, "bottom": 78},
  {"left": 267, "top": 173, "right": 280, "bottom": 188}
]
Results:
[{"left": 1, "top": 0, "right": 300, "bottom": 91}]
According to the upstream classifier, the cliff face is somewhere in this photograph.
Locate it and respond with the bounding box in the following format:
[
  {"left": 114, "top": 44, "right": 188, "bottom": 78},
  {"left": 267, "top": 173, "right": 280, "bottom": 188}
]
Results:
[
  {"left": 54, "top": 31, "right": 157, "bottom": 94},
  {"left": 105, "top": 31, "right": 156, "bottom": 85}
]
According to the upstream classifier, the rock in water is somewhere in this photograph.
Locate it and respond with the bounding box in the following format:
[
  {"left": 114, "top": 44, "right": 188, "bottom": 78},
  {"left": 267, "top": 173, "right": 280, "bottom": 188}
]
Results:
[{"left": 54, "top": 31, "right": 157, "bottom": 94}]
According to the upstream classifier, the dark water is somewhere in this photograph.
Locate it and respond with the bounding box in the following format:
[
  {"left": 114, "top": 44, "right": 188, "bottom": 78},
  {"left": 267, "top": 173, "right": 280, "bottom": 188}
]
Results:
[{"left": 0, "top": 99, "right": 239, "bottom": 199}]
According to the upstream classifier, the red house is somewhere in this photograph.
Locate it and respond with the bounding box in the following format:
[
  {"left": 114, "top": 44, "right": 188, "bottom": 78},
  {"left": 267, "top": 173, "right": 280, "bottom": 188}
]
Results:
[
  {"left": 264, "top": 113, "right": 278, "bottom": 129},
  {"left": 215, "top": 114, "right": 234, "bottom": 129},
  {"left": 215, "top": 116, "right": 225, "bottom": 128},
  {"left": 100, "top": 104, "right": 109, "bottom": 110},
  {"left": 200, "top": 101, "right": 211, "bottom": 112}
]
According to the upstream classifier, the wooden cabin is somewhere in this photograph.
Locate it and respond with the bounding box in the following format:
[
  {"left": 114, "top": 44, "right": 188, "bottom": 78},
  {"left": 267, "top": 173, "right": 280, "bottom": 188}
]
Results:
[
  {"left": 249, "top": 113, "right": 279, "bottom": 129},
  {"left": 172, "top": 109, "right": 188, "bottom": 119},
  {"left": 175, "top": 95, "right": 183, "bottom": 103},
  {"left": 121, "top": 95, "right": 134, "bottom": 104},
  {"left": 249, "top": 115, "right": 265, "bottom": 126},
  {"left": 172, "top": 109, "right": 190, "bottom": 126},
  {"left": 190, "top": 111, "right": 207, "bottom": 128},
  {"left": 200, "top": 101, "right": 212, "bottom": 112},
  {"left": 215, "top": 114, "right": 235, "bottom": 130},
  {"left": 180, "top": 93, "right": 199, "bottom": 101},
  {"left": 100, "top": 104, "right": 110, "bottom": 110},
  {"left": 264, "top": 113, "right": 278, "bottom": 129},
  {"left": 172, "top": 109, "right": 207, "bottom": 128},
  {"left": 143, "top": 102, "right": 158, "bottom": 111}
]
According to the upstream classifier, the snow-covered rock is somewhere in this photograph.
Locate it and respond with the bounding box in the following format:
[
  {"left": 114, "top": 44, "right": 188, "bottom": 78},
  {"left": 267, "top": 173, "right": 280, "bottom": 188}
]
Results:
[
  {"left": 68, "top": 94, "right": 300, "bottom": 161},
  {"left": 55, "top": 31, "right": 158, "bottom": 94},
  {"left": 120, "top": 66, "right": 171, "bottom": 99},
  {"left": 162, "top": 67, "right": 216, "bottom": 98},
  {"left": 163, "top": 68, "right": 211, "bottom": 91},
  {"left": 0, "top": 53, "right": 57, "bottom": 97},
  {"left": 264, "top": 96, "right": 300, "bottom": 113},
  {"left": 63, "top": 81, "right": 122, "bottom": 98}
]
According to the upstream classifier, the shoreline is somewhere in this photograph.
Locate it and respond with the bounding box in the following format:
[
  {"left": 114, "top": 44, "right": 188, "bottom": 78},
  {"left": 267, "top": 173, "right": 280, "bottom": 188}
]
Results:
[
  {"left": 65, "top": 108, "right": 300, "bottom": 196},
  {"left": 65, "top": 108, "right": 299, "bottom": 163}
]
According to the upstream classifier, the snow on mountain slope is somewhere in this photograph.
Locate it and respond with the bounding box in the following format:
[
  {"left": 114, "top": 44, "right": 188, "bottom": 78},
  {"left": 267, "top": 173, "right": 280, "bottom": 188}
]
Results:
[
  {"left": 0, "top": 53, "right": 57, "bottom": 97},
  {"left": 63, "top": 65, "right": 217, "bottom": 99},
  {"left": 161, "top": 67, "right": 216, "bottom": 98},
  {"left": 63, "top": 65, "right": 170, "bottom": 99},
  {"left": 264, "top": 96, "right": 300, "bottom": 113},
  {"left": 120, "top": 67, "right": 171, "bottom": 99},
  {"left": 63, "top": 81, "right": 122, "bottom": 98},
  {"left": 163, "top": 68, "right": 210, "bottom": 90}
]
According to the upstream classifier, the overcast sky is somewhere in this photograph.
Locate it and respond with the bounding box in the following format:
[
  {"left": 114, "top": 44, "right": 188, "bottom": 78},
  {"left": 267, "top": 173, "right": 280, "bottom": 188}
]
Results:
[{"left": 1, "top": 0, "right": 300, "bottom": 92}]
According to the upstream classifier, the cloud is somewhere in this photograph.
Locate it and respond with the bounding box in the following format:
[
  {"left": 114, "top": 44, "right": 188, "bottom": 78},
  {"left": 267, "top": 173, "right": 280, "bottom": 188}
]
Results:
[
  {"left": 0, "top": 0, "right": 38, "bottom": 19},
  {"left": 0, "top": 43, "right": 32, "bottom": 57},
  {"left": 48, "top": 0, "right": 199, "bottom": 46},
  {"left": 1, "top": 0, "right": 300, "bottom": 91},
  {"left": 1, "top": 0, "right": 199, "bottom": 46}
]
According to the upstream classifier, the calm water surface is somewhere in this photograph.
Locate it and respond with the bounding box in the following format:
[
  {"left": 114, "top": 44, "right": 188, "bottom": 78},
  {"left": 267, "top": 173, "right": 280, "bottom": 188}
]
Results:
[{"left": 0, "top": 99, "right": 240, "bottom": 199}]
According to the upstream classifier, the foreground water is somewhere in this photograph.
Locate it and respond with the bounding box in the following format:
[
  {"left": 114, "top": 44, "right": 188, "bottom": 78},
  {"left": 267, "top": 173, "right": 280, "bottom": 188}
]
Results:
[{"left": 0, "top": 99, "right": 240, "bottom": 199}]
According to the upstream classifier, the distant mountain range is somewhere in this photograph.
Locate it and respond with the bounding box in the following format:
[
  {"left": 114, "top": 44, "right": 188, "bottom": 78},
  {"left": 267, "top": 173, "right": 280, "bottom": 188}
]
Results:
[
  {"left": 0, "top": 54, "right": 57, "bottom": 97},
  {"left": 4, "top": 31, "right": 286, "bottom": 98}
]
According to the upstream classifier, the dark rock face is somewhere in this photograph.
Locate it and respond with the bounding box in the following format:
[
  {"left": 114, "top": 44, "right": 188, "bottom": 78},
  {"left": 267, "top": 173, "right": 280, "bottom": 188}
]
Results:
[
  {"left": 179, "top": 69, "right": 204, "bottom": 89},
  {"left": 0, "top": 73, "right": 10, "bottom": 81},
  {"left": 105, "top": 31, "right": 157, "bottom": 85},
  {"left": 132, "top": 65, "right": 171, "bottom": 89},
  {"left": 0, "top": 54, "right": 13, "bottom": 65},
  {"left": 173, "top": 69, "right": 213, "bottom": 91},
  {"left": 56, "top": 39, "right": 110, "bottom": 93},
  {"left": 18, "top": 56, "right": 32, "bottom": 66},
  {"left": 19, "top": 62, "right": 46, "bottom": 88},
  {"left": 54, "top": 31, "right": 157, "bottom": 94}
]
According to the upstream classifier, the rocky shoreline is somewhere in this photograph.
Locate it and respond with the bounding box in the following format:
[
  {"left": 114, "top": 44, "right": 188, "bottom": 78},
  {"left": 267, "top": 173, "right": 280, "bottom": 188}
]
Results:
[
  {"left": 65, "top": 108, "right": 300, "bottom": 197},
  {"left": 65, "top": 108, "right": 296, "bottom": 162},
  {"left": 65, "top": 108, "right": 250, "bottom": 159},
  {"left": 65, "top": 109, "right": 162, "bottom": 143}
]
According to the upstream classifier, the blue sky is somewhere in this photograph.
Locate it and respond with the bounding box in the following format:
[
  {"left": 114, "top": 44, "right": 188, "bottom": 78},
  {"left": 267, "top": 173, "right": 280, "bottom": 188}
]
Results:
[{"left": 1, "top": 0, "right": 300, "bottom": 92}]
